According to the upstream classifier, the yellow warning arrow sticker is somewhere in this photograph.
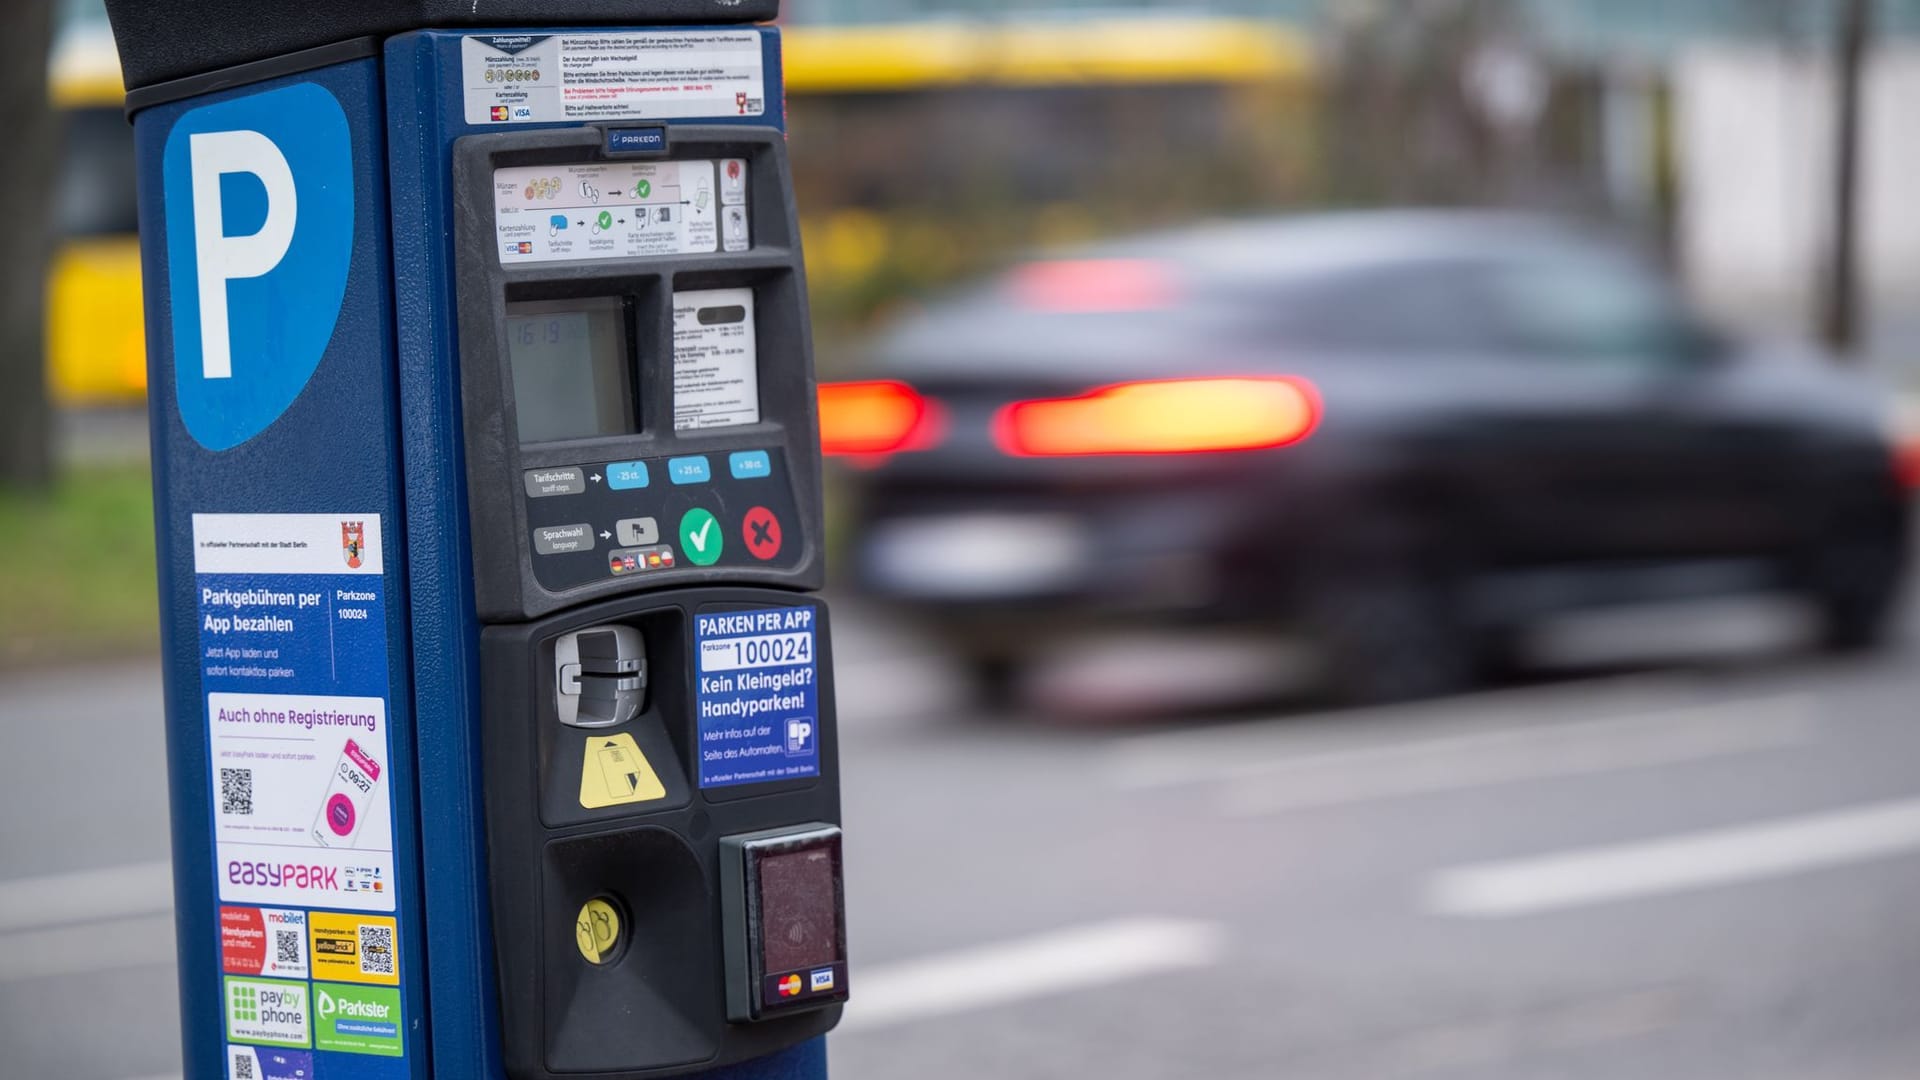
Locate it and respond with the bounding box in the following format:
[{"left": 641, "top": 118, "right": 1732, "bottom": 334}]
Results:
[{"left": 579, "top": 732, "right": 667, "bottom": 809}]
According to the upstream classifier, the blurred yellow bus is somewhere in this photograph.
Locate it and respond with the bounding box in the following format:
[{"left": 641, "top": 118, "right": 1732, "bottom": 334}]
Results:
[
  {"left": 42, "top": 12, "right": 1306, "bottom": 405},
  {"left": 49, "top": 19, "right": 146, "bottom": 405}
]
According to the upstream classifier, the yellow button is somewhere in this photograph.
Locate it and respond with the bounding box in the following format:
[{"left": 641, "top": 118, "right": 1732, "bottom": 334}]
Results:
[{"left": 574, "top": 897, "right": 623, "bottom": 965}]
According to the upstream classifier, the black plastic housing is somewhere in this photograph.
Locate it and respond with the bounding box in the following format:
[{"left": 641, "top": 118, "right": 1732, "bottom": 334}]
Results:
[
  {"left": 481, "top": 587, "right": 842, "bottom": 1078},
  {"left": 453, "top": 124, "right": 826, "bottom": 622},
  {"left": 104, "top": 0, "right": 779, "bottom": 91}
]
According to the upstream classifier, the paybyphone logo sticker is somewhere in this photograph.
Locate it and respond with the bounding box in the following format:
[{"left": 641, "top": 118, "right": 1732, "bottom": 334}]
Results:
[
  {"left": 162, "top": 82, "right": 354, "bottom": 451},
  {"left": 225, "top": 975, "right": 311, "bottom": 1049}
]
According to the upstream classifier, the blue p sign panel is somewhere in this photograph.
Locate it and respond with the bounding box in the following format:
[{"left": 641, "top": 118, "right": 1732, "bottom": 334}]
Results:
[{"left": 162, "top": 82, "right": 355, "bottom": 450}]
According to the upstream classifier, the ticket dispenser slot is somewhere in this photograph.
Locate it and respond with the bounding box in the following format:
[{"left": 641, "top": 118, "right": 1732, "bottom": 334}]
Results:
[
  {"left": 556, "top": 625, "right": 647, "bottom": 728},
  {"left": 459, "top": 118, "right": 842, "bottom": 1078}
]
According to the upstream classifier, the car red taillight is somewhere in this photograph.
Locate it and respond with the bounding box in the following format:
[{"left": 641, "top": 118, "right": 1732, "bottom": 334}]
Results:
[
  {"left": 817, "top": 380, "right": 944, "bottom": 457},
  {"left": 992, "top": 376, "right": 1321, "bottom": 457}
]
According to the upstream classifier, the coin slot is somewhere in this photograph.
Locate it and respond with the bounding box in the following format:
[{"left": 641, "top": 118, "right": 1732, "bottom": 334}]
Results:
[{"left": 574, "top": 895, "right": 627, "bottom": 966}]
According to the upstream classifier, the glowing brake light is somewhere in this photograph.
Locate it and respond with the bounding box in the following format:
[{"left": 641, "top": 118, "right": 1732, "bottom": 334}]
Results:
[
  {"left": 817, "top": 380, "right": 944, "bottom": 457},
  {"left": 993, "top": 376, "right": 1320, "bottom": 457}
]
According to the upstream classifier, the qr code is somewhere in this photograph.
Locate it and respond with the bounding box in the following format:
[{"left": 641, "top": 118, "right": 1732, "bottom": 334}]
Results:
[
  {"left": 275, "top": 928, "right": 301, "bottom": 965},
  {"left": 359, "top": 924, "right": 395, "bottom": 976},
  {"left": 219, "top": 768, "right": 252, "bottom": 815},
  {"left": 233, "top": 1053, "right": 255, "bottom": 1080}
]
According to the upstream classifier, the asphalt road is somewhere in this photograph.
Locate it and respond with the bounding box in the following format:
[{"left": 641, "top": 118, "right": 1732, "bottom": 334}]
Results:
[{"left": 3, "top": 591, "right": 1919, "bottom": 1079}]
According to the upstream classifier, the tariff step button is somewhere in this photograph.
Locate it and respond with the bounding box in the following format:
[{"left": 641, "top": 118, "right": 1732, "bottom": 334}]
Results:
[
  {"left": 524, "top": 467, "right": 585, "bottom": 498},
  {"left": 728, "top": 450, "right": 772, "bottom": 480},
  {"left": 533, "top": 523, "right": 595, "bottom": 555},
  {"left": 606, "top": 461, "right": 650, "bottom": 490},
  {"left": 668, "top": 456, "right": 712, "bottom": 485}
]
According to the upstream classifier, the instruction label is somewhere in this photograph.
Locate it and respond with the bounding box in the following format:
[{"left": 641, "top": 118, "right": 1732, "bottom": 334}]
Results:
[
  {"left": 674, "top": 287, "right": 759, "bottom": 430},
  {"left": 194, "top": 514, "right": 397, "bottom": 913},
  {"left": 695, "top": 606, "right": 821, "bottom": 788},
  {"left": 462, "top": 31, "right": 766, "bottom": 126},
  {"left": 579, "top": 732, "right": 668, "bottom": 809},
  {"left": 494, "top": 159, "right": 733, "bottom": 264}
]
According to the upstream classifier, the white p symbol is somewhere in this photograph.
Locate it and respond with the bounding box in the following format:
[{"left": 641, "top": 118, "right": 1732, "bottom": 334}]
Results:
[{"left": 188, "top": 130, "right": 297, "bottom": 380}]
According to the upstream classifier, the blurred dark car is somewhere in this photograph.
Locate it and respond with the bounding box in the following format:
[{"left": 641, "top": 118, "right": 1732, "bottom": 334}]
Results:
[{"left": 828, "top": 212, "right": 1912, "bottom": 704}]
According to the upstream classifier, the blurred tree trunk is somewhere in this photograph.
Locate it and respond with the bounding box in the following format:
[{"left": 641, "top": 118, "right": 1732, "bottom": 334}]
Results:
[
  {"left": 1820, "top": 0, "right": 1870, "bottom": 359},
  {"left": 0, "top": 0, "right": 57, "bottom": 490}
]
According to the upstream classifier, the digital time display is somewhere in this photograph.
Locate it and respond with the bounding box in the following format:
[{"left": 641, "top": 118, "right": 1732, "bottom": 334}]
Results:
[{"left": 505, "top": 297, "right": 633, "bottom": 443}]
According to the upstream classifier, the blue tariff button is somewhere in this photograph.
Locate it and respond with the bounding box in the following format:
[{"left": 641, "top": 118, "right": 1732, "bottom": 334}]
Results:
[
  {"left": 729, "top": 450, "right": 772, "bottom": 480},
  {"left": 668, "top": 456, "right": 711, "bottom": 485},
  {"left": 606, "top": 126, "right": 668, "bottom": 155},
  {"left": 607, "top": 461, "right": 649, "bottom": 490}
]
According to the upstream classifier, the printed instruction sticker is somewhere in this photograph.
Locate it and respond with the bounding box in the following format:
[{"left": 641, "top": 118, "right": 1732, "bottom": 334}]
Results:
[
  {"left": 226, "top": 976, "right": 311, "bottom": 1049},
  {"left": 195, "top": 514, "right": 398, "bottom": 913},
  {"left": 229, "top": 1044, "right": 313, "bottom": 1080},
  {"left": 313, "top": 981, "right": 404, "bottom": 1057},
  {"left": 462, "top": 31, "right": 766, "bottom": 126},
  {"left": 673, "top": 288, "right": 759, "bottom": 431},
  {"left": 493, "top": 159, "right": 728, "bottom": 264},
  {"left": 695, "top": 606, "right": 821, "bottom": 788},
  {"left": 221, "top": 906, "right": 310, "bottom": 979},
  {"left": 309, "top": 911, "right": 400, "bottom": 986},
  {"left": 579, "top": 732, "right": 669, "bottom": 809}
]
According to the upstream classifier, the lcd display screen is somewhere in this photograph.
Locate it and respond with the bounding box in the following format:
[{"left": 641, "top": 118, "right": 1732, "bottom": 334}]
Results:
[{"left": 506, "top": 297, "right": 633, "bottom": 443}]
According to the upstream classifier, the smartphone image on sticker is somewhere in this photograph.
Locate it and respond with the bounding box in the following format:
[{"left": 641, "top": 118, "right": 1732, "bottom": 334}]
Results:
[{"left": 310, "top": 738, "right": 382, "bottom": 848}]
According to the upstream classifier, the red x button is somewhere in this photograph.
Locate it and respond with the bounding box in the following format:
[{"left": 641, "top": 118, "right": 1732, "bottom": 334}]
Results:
[{"left": 742, "top": 506, "right": 782, "bottom": 560}]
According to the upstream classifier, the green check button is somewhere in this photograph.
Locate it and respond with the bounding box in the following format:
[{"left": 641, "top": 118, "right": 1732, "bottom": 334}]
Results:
[{"left": 678, "top": 508, "right": 722, "bottom": 566}]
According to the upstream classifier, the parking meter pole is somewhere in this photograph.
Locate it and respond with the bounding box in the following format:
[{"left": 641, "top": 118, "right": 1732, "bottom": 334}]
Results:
[{"left": 109, "top": 5, "right": 843, "bottom": 1078}]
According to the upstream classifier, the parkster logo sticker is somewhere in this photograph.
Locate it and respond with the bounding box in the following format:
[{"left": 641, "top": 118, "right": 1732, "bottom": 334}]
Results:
[
  {"left": 313, "top": 981, "right": 404, "bottom": 1056},
  {"left": 162, "top": 82, "right": 354, "bottom": 450}
]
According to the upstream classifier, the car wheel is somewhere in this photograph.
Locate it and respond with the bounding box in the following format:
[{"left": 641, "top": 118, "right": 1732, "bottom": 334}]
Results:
[
  {"left": 1306, "top": 572, "right": 1475, "bottom": 706},
  {"left": 1808, "top": 519, "right": 1906, "bottom": 653}
]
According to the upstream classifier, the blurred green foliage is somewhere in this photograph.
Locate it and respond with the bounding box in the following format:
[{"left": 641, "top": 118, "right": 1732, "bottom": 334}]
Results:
[{"left": 0, "top": 463, "right": 157, "bottom": 665}]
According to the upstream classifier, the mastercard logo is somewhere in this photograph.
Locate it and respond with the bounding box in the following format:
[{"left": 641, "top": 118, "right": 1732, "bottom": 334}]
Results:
[{"left": 777, "top": 974, "right": 803, "bottom": 997}]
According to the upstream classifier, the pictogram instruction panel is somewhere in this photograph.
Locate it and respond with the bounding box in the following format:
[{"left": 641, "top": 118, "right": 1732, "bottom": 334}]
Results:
[
  {"left": 461, "top": 31, "right": 767, "bottom": 126},
  {"left": 493, "top": 158, "right": 749, "bottom": 264}
]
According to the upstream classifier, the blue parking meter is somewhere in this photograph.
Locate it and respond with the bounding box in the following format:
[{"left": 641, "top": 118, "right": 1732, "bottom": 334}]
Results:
[{"left": 106, "top": 4, "right": 843, "bottom": 1078}]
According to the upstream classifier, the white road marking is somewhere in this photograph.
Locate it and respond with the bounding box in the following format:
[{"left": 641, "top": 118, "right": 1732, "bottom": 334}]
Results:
[
  {"left": 1427, "top": 797, "right": 1920, "bottom": 918},
  {"left": 1105, "top": 675, "right": 1709, "bottom": 791},
  {"left": 1219, "top": 695, "right": 1814, "bottom": 816},
  {"left": 0, "top": 861, "right": 173, "bottom": 933},
  {"left": 837, "top": 917, "right": 1224, "bottom": 1034},
  {"left": 0, "top": 913, "right": 178, "bottom": 982}
]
